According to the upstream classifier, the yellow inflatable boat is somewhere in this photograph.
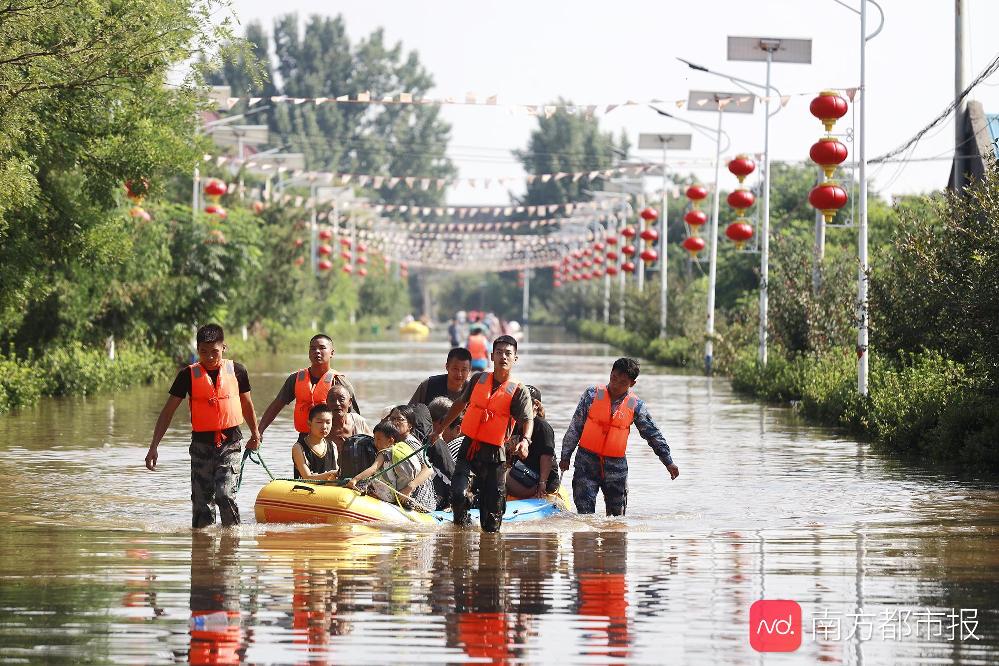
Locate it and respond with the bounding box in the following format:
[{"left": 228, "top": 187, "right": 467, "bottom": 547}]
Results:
[
  {"left": 398, "top": 321, "right": 430, "bottom": 337},
  {"left": 254, "top": 479, "right": 572, "bottom": 526}
]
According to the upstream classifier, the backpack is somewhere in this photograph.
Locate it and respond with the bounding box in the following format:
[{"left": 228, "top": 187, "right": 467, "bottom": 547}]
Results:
[{"left": 339, "top": 434, "right": 377, "bottom": 479}]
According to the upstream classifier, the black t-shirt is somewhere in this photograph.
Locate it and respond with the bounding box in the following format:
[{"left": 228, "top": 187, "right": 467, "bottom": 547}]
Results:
[
  {"left": 169, "top": 362, "right": 251, "bottom": 444},
  {"left": 522, "top": 418, "right": 557, "bottom": 473},
  {"left": 274, "top": 370, "right": 360, "bottom": 414}
]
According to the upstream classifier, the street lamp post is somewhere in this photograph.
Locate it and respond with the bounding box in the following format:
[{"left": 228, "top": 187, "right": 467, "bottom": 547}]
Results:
[
  {"left": 686, "top": 90, "right": 755, "bottom": 375},
  {"left": 638, "top": 133, "right": 692, "bottom": 339},
  {"left": 726, "top": 37, "right": 812, "bottom": 366},
  {"left": 682, "top": 40, "right": 809, "bottom": 366},
  {"left": 831, "top": 0, "right": 885, "bottom": 395}
]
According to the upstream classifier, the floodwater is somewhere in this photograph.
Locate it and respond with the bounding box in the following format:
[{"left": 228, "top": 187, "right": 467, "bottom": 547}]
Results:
[{"left": 1, "top": 327, "right": 997, "bottom": 665}]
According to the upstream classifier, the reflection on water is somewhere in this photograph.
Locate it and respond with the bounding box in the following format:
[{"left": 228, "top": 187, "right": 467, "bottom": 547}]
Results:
[{"left": 1, "top": 327, "right": 998, "bottom": 664}]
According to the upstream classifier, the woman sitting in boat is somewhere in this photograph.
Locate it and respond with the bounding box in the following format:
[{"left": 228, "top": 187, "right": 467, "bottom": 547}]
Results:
[
  {"left": 292, "top": 404, "right": 340, "bottom": 481},
  {"left": 506, "top": 385, "right": 561, "bottom": 499},
  {"left": 347, "top": 420, "right": 437, "bottom": 511},
  {"left": 386, "top": 404, "right": 454, "bottom": 510}
]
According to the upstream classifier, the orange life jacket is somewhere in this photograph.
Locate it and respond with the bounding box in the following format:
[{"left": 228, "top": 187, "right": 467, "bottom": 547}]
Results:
[
  {"left": 293, "top": 368, "right": 337, "bottom": 433},
  {"left": 578, "top": 386, "right": 637, "bottom": 458},
  {"left": 461, "top": 372, "right": 519, "bottom": 447},
  {"left": 189, "top": 360, "right": 243, "bottom": 443},
  {"left": 467, "top": 334, "right": 489, "bottom": 361}
]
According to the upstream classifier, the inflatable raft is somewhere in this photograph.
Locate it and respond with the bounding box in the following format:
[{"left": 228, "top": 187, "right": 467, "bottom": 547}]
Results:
[
  {"left": 398, "top": 321, "right": 430, "bottom": 337},
  {"left": 254, "top": 479, "right": 572, "bottom": 526}
]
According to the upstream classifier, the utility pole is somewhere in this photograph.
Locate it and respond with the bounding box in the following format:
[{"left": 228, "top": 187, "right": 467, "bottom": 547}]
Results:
[
  {"left": 521, "top": 268, "right": 530, "bottom": 324},
  {"left": 953, "top": 0, "right": 969, "bottom": 191}
]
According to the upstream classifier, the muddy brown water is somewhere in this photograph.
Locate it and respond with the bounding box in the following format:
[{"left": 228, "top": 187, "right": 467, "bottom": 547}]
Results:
[{"left": 1, "top": 328, "right": 997, "bottom": 664}]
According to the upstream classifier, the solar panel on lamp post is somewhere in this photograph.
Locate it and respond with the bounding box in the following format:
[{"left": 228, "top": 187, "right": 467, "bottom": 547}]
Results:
[
  {"left": 685, "top": 90, "right": 755, "bottom": 376},
  {"left": 638, "top": 133, "right": 692, "bottom": 340}
]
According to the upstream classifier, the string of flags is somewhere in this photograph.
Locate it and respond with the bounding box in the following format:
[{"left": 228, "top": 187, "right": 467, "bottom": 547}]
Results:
[
  {"left": 220, "top": 86, "right": 859, "bottom": 117},
  {"left": 208, "top": 153, "right": 661, "bottom": 191}
]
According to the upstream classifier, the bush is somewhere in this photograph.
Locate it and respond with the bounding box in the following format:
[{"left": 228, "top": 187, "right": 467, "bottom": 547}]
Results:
[
  {"left": 731, "top": 350, "right": 809, "bottom": 403},
  {"left": 866, "top": 351, "right": 971, "bottom": 452},
  {"left": 0, "top": 351, "right": 43, "bottom": 413},
  {"left": 0, "top": 343, "right": 172, "bottom": 413},
  {"left": 35, "top": 343, "right": 173, "bottom": 397}
]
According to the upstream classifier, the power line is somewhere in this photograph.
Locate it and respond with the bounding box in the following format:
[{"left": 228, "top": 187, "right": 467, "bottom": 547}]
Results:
[{"left": 871, "top": 51, "right": 999, "bottom": 164}]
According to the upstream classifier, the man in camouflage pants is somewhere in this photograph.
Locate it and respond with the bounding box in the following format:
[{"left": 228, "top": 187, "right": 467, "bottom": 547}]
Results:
[
  {"left": 190, "top": 440, "right": 243, "bottom": 528},
  {"left": 145, "top": 324, "right": 261, "bottom": 528},
  {"left": 560, "top": 357, "right": 679, "bottom": 516}
]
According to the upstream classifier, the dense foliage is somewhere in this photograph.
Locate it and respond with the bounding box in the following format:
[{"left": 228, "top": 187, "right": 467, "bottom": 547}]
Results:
[{"left": 0, "top": 6, "right": 413, "bottom": 412}]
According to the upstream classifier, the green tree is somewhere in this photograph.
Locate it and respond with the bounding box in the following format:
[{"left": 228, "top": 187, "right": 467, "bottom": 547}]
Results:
[
  {"left": 872, "top": 168, "right": 999, "bottom": 387},
  {"left": 514, "top": 102, "right": 622, "bottom": 205},
  {"left": 212, "top": 15, "right": 455, "bottom": 207},
  {"left": 0, "top": 0, "right": 239, "bottom": 347}
]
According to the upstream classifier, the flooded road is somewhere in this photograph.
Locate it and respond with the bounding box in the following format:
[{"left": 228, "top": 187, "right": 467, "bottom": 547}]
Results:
[{"left": 1, "top": 328, "right": 997, "bottom": 664}]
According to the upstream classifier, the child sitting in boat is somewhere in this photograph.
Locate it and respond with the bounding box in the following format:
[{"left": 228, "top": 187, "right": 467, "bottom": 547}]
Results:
[
  {"left": 348, "top": 421, "right": 436, "bottom": 511},
  {"left": 292, "top": 404, "right": 339, "bottom": 481}
]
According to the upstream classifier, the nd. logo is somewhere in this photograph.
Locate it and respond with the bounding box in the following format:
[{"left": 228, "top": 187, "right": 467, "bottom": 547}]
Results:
[{"left": 749, "top": 600, "right": 802, "bottom": 652}]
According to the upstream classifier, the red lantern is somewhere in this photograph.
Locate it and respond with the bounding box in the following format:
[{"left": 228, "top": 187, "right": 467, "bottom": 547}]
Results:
[
  {"left": 606, "top": 250, "right": 619, "bottom": 262},
  {"left": 129, "top": 206, "right": 151, "bottom": 221},
  {"left": 605, "top": 265, "right": 619, "bottom": 276},
  {"left": 621, "top": 261, "right": 636, "bottom": 273},
  {"left": 125, "top": 178, "right": 149, "bottom": 203},
  {"left": 810, "top": 91, "right": 849, "bottom": 132},
  {"left": 317, "top": 244, "right": 332, "bottom": 256},
  {"left": 682, "top": 236, "right": 706, "bottom": 256},
  {"left": 203, "top": 204, "right": 227, "bottom": 218},
  {"left": 605, "top": 237, "right": 618, "bottom": 246},
  {"left": 810, "top": 137, "right": 849, "bottom": 179},
  {"left": 727, "top": 155, "right": 756, "bottom": 183},
  {"left": 593, "top": 255, "right": 604, "bottom": 264},
  {"left": 356, "top": 242, "right": 367, "bottom": 253},
  {"left": 318, "top": 259, "right": 333, "bottom": 271},
  {"left": 293, "top": 256, "right": 305, "bottom": 267},
  {"left": 727, "top": 189, "right": 756, "bottom": 210},
  {"left": 203, "top": 179, "right": 227, "bottom": 198},
  {"left": 639, "top": 207, "right": 658, "bottom": 222},
  {"left": 639, "top": 228, "right": 659, "bottom": 243},
  {"left": 808, "top": 182, "right": 849, "bottom": 222},
  {"left": 553, "top": 280, "right": 563, "bottom": 288},
  {"left": 340, "top": 251, "right": 352, "bottom": 261},
  {"left": 684, "top": 209, "right": 707, "bottom": 227},
  {"left": 572, "top": 249, "right": 583, "bottom": 259},
  {"left": 583, "top": 247, "right": 593, "bottom": 256},
  {"left": 357, "top": 255, "right": 368, "bottom": 265},
  {"left": 621, "top": 227, "right": 637, "bottom": 239},
  {"left": 593, "top": 242, "right": 605, "bottom": 252},
  {"left": 572, "top": 273, "right": 582, "bottom": 281},
  {"left": 252, "top": 201, "right": 265, "bottom": 214},
  {"left": 592, "top": 268, "right": 604, "bottom": 278},
  {"left": 294, "top": 238, "right": 304, "bottom": 247},
  {"left": 342, "top": 264, "right": 354, "bottom": 274},
  {"left": 686, "top": 184, "right": 708, "bottom": 201},
  {"left": 340, "top": 238, "right": 352, "bottom": 248},
  {"left": 357, "top": 267, "right": 368, "bottom": 277},
  {"left": 583, "top": 260, "right": 593, "bottom": 268},
  {"left": 318, "top": 229, "right": 333, "bottom": 240},
  {"left": 621, "top": 245, "right": 636, "bottom": 256},
  {"left": 640, "top": 248, "right": 658, "bottom": 263},
  {"left": 725, "top": 221, "right": 754, "bottom": 248}
]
